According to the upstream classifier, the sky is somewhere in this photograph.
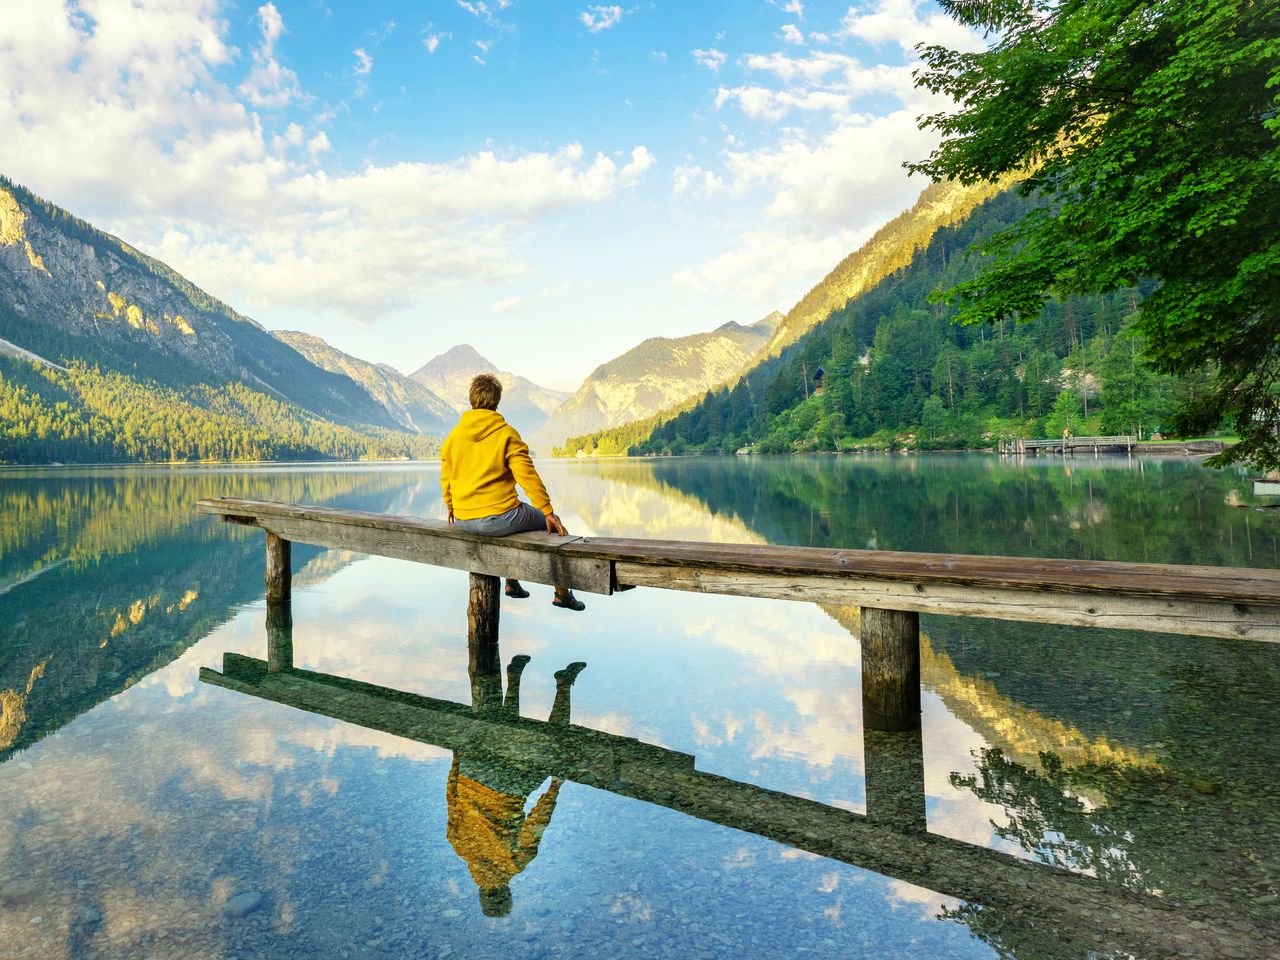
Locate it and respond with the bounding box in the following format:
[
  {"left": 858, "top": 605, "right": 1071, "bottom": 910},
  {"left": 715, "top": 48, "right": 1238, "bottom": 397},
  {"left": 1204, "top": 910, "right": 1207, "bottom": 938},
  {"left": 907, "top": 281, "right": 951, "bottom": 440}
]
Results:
[{"left": 0, "top": 1, "right": 986, "bottom": 390}]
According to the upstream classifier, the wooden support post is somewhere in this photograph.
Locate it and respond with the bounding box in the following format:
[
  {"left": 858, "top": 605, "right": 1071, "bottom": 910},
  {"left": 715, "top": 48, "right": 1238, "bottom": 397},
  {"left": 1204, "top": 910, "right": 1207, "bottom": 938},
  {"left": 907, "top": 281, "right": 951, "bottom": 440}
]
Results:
[
  {"left": 860, "top": 607, "right": 921, "bottom": 732},
  {"left": 266, "top": 601, "right": 293, "bottom": 673},
  {"left": 265, "top": 532, "right": 291, "bottom": 604},
  {"left": 864, "top": 727, "right": 927, "bottom": 833},
  {"left": 468, "top": 572, "right": 502, "bottom": 713}
]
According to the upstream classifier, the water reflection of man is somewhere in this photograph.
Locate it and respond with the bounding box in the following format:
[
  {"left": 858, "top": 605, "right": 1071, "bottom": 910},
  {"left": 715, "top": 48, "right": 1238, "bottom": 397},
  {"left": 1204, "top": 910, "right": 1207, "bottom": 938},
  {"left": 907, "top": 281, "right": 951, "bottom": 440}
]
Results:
[{"left": 446, "top": 656, "right": 586, "bottom": 916}]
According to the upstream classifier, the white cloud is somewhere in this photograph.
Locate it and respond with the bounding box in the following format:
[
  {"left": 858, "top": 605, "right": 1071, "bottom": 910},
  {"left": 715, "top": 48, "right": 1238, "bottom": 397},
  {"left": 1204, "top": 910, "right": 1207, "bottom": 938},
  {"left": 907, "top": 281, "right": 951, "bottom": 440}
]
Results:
[
  {"left": 672, "top": 164, "right": 724, "bottom": 199},
  {"left": 692, "top": 48, "right": 727, "bottom": 73},
  {"left": 493, "top": 296, "right": 525, "bottom": 314},
  {"left": 715, "top": 85, "right": 849, "bottom": 122},
  {"left": 619, "top": 145, "right": 656, "bottom": 184},
  {"left": 424, "top": 32, "right": 447, "bottom": 54},
  {"left": 842, "top": 0, "right": 987, "bottom": 55},
  {"left": 0, "top": 3, "right": 653, "bottom": 326},
  {"left": 306, "top": 131, "right": 331, "bottom": 161},
  {"left": 353, "top": 47, "right": 373, "bottom": 75},
  {"left": 650, "top": 50, "right": 667, "bottom": 62},
  {"left": 456, "top": 0, "right": 512, "bottom": 30},
  {"left": 781, "top": 24, "right": 805, "bottom": 45},
  {"left": 724, "top": 109, "right": 936, "bottom": 227},
  {"left": 239, "top": 3, "right": 303, "bottom": 108},
  {"left": 580, "top": 5, "right": 624, "bottom": 33},
  {"left": 674, "top": 227, "right": 866, "bottom": 306}
]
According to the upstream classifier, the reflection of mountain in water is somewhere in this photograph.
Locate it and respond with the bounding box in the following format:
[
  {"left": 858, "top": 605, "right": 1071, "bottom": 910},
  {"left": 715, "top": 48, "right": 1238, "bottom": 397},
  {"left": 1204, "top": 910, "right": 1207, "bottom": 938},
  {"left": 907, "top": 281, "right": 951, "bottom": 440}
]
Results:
[{"left": 0, "top": 468, "right": 439, "bottom": 761}]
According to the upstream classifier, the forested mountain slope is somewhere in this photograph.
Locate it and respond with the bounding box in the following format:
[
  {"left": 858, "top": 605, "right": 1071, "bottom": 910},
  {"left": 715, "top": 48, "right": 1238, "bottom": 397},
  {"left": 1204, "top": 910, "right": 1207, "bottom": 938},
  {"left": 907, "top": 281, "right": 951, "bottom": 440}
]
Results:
[
  {"left": 0, "top": 176, "right": 439, "bottom": 462},
  {"left": 562, "top": 186, "right": 1200, "bottom": 457},
  {"left": 530, "top": 312, "right": 781, "bottom": 452},
  {"left": 274, "top": 330, "right": 453, "bottom": 436},
  {"left": 410, "top": 344, "right": 569, "bottom": 439}
]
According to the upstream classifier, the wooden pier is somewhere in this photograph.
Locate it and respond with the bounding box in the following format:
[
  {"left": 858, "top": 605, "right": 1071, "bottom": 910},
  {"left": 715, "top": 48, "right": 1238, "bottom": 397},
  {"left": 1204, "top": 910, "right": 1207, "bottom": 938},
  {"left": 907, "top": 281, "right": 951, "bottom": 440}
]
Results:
[
  {"left": 1000, "top": 435, "right": 1137, "bottom": 455},
  {"left": 199, "top": 497, "right": 1280, "bottom": 733}
]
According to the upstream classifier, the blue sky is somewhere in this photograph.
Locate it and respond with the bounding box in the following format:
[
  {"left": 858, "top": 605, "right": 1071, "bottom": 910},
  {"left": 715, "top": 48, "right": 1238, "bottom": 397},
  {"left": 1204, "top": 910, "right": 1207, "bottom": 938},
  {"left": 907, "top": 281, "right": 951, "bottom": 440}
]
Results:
[{"left": 0, "top": 1, "right": 984, "bottom": 389}]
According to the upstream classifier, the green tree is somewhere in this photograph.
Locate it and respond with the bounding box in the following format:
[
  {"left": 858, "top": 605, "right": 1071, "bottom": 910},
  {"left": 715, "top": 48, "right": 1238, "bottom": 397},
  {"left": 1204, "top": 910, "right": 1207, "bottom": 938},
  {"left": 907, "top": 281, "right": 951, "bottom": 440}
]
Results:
[
  {"left": 912, "top": 0, "right": 1280, "bottom": 468},
  {"left": 1044, "top": 391, "right": 1083, "bottom": 440}
]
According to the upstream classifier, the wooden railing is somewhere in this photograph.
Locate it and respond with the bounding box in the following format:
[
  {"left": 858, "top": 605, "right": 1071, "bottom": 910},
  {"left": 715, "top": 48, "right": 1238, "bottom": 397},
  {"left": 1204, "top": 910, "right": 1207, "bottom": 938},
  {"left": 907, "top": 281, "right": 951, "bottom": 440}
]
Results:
[{"left": 198, "top": 497, "right": 1280, "bottom": 729}]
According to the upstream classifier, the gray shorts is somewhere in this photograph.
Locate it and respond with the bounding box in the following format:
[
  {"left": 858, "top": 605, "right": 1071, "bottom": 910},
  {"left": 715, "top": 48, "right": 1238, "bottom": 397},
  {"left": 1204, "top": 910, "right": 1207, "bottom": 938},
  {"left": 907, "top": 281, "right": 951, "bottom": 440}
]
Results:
[{"left": 453, "top": 501, "right": 546, "bottom": 537}]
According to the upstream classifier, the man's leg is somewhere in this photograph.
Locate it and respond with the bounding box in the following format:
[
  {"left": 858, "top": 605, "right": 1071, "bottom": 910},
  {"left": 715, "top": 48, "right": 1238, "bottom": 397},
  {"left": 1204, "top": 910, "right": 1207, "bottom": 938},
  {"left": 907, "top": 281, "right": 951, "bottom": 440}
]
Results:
[
  {"left": 548, "top": 662, "right": 587, "bottom": 725},
  {"left": 504, "top": 654, "right": 531, "bottom": 714}
]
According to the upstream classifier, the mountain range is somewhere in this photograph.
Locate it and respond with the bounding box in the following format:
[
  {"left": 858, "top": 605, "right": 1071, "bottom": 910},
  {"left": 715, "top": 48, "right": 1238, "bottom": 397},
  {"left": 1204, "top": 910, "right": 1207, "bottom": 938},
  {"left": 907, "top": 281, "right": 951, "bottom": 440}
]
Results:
[
  {"left": 408, "top": 344, "right": 570, "bottom": 439},
  {"left": 530, "top": 312, "right": 782, "bottom": 452}
]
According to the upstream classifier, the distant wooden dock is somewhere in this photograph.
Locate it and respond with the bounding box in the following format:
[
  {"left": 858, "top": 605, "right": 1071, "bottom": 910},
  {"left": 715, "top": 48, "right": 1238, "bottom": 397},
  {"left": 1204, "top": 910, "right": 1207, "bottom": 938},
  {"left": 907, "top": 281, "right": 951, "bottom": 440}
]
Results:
[
  {"left": 198, "top": 497, "right": 1280, "bottom": 733},
  {"left": 999, "top": 435, "right": 1136, "bottom": 455}
]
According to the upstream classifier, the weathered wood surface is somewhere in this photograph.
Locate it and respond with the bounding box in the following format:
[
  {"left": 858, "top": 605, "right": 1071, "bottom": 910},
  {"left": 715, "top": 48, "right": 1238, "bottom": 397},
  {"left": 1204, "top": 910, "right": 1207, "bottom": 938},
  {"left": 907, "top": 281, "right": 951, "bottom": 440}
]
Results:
[
  {"left": 198, "top": 497, "right": 612, "bottom": 595},
  {"left": 610, "top": 563, "right": 1279, "bottom": 641},
  {"left": 860, "top": 608, "right": 921, "bottom": 731},
  {"left": 265, "top": 532, "right": 291, "bottom": 604},
  {"left": 200, "top": 654, "right": 1268, "bottom": 960},
  {"left": 198, "top": 498, "right": 1280, "bottom": 641}
]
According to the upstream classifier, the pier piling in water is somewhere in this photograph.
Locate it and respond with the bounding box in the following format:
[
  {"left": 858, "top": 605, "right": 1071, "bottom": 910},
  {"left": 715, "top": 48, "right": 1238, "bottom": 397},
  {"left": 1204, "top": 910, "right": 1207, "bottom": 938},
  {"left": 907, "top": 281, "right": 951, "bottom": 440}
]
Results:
[
  {"left": 859, "top": 607, "right": 921, "bottom": 732},
  {"left": 266, "top": 601, "right": 293, "bottom": 673},
  {"left": 468, "top": 573, "right": 501, "bottom": 709},
  {"left": 265, "top": 531, "right": 291, "bottom": 604}
]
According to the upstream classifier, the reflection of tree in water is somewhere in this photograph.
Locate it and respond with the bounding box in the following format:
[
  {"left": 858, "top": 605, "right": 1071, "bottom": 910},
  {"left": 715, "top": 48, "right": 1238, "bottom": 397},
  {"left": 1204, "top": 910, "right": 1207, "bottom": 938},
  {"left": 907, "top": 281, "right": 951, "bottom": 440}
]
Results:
[
  {"left": 446, "top": 656, "right": 586, "bottom": 917},
  {"left": 618, "top": 454, "right": 1269, "bottom": 568},
  {"left": 953, "top": 749, "right": 1145, "bottom": 890},
  {"left": 944, "top": 640, "right": 1280, "bottom": 956},
  {"left": 0, "top": 467, "right": 433, "bottom": 764}
]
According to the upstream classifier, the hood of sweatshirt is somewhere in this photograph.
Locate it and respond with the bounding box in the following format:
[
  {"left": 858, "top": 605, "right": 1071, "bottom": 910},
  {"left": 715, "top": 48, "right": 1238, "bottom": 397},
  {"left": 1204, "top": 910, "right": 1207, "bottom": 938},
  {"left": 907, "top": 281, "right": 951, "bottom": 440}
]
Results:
[{"left": 455, "top": 408, "right": 510, "bottom": 442}]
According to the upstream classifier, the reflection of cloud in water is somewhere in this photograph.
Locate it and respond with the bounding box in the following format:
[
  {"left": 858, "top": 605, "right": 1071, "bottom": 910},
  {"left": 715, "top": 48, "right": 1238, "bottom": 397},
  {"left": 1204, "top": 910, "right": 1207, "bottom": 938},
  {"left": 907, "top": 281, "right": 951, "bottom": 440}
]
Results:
[{"left": 884, "top": 878, "right": 965, "bottom": 919}]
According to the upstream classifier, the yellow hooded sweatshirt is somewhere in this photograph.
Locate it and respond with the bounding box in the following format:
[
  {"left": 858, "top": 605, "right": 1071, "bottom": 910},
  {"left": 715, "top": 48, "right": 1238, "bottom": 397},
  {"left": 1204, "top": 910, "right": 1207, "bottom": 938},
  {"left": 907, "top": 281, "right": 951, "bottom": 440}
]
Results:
[{"left": 441, "top": 409, "right": 554, "bottom": 520}]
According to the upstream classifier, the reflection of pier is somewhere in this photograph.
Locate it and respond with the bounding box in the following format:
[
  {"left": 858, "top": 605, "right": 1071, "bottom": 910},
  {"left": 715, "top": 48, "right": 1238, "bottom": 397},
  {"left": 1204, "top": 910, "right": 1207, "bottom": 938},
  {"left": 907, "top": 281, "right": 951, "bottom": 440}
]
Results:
[{"left": 200, "top": 620, "right": 1267, "bottom": 960}]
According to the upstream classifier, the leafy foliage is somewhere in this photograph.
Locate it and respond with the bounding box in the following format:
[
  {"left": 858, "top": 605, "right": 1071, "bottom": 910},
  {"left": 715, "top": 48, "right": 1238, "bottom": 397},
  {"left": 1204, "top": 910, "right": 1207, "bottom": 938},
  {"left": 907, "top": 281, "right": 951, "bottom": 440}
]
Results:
[
  {"left": 911, "top": 0, "right": 1280, "bottom": 468},
  {"left": 561, "top": 191, "right": 1197, "bottom": 457}
]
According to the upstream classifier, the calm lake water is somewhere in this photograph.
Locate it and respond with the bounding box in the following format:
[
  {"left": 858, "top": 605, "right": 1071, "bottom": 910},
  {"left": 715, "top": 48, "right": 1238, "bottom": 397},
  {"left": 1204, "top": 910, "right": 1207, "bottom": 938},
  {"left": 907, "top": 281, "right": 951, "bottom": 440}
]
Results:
[{"left": 1, "top": 454, "right": 1277, "bottom": 960}]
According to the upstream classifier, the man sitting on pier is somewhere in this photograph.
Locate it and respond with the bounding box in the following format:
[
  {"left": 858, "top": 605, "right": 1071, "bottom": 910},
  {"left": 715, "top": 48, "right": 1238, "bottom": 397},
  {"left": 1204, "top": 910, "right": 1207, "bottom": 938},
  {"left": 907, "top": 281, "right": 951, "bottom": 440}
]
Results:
[{"left": 441, "top": 373, "right": 585, "bottom": 611}]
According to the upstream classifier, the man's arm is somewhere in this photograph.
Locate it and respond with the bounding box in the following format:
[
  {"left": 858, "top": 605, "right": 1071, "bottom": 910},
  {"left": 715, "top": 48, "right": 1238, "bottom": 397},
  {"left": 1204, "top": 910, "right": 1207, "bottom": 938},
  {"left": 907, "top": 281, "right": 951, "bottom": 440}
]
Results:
[
  {"left": 507, "top": 433, "right": 568, "bottom": 535},
  {"left": 440, "top": 436, "right": 454, "bottom": 523}
]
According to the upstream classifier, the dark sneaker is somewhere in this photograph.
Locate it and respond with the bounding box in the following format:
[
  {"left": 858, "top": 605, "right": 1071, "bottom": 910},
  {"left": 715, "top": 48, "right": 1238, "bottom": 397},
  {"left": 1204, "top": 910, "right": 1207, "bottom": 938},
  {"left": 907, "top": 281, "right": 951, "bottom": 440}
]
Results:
[
  {"left": 505, "top": 580, "right": 530, "bottom": 599},
  {"left": 552, "top": 592, "right": 585, "bottom": 612},
  {"left": 554, "top": 662, "right": 588, "bottom": 684}
]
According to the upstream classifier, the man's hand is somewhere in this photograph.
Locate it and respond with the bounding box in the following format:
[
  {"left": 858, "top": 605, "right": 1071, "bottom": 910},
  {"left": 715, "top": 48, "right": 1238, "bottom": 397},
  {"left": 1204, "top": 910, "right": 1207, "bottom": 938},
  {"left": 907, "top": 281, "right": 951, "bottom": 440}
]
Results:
[
  {"left": 545, "top": 512, "right": 568, "bottom": 536},
  {"left": 447, "top": 508, "right": 455, "bottom": 524}
]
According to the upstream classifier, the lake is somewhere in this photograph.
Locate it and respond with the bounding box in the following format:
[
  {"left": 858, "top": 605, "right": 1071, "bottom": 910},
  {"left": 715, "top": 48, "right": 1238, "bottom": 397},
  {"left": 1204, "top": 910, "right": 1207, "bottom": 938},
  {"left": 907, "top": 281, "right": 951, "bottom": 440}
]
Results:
[{"left": 1, "top": 454, "right": 1277, "bottom": 959}]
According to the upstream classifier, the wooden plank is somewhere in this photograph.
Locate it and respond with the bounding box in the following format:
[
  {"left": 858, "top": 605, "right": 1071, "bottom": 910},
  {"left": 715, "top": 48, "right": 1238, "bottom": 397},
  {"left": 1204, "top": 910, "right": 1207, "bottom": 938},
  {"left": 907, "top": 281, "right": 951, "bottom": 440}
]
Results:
[
  {"left": 612, "top": 562, "right": 1280, "bottom": 642},
  {"left": 198, "top": 499, "right": 611, "bottom": 595},
  {"left": 571, "top": 536, "right": 1280, "bottom": 605}
]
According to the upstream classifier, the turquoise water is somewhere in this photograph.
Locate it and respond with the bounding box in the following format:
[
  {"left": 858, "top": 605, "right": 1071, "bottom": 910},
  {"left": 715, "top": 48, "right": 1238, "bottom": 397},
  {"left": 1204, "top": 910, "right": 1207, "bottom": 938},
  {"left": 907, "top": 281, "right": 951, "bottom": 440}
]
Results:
[{"left": 1, "top": 455, "right": 1277, "bottom": 959}]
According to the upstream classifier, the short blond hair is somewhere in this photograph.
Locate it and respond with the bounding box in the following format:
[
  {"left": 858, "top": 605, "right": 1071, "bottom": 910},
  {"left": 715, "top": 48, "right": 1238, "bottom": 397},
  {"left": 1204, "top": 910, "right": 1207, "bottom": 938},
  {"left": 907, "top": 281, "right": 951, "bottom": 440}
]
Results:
[{"left": 469, "top": 373, "right": 503, "bottom": 410}]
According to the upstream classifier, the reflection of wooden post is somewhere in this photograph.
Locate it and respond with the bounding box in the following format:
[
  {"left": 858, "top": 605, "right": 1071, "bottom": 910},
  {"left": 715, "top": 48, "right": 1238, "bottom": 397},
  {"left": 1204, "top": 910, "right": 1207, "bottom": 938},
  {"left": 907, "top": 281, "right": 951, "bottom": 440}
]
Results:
[
  {"left": 266, "top": 601, "right": 293, "bottom": 673},
  {"left": 864, "top": 727, "right": 927, "bottom": 833},
  {"left": 860, "top": 607, "right": 920, "bottom": 732},
  {"left": 468, "top": 572, "right": 502, "bottom": 713},
  {"left": 265, "top": 532, "right": 291, "bottom": 604}
]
